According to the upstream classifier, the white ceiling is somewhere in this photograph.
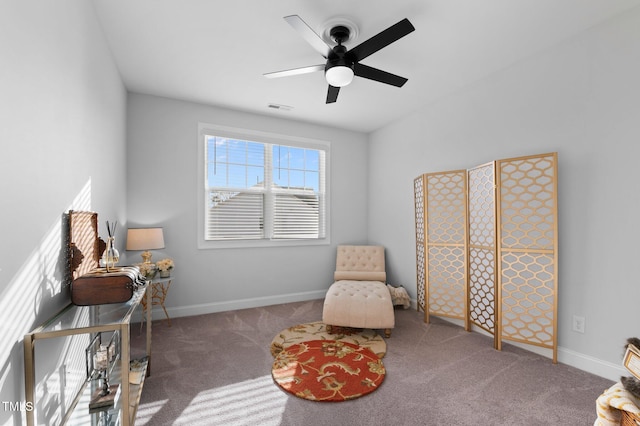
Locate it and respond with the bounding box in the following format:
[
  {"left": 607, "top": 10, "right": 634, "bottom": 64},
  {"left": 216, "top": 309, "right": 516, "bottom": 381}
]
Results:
[{"left": 92, "top": 0, "right": 640, "bottom": 133}]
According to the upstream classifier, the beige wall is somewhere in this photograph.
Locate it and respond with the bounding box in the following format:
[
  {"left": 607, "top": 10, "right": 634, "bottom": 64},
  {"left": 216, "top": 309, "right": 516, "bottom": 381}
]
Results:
[
  {"left": 125, "top": 93, "right": 369, "bottom": 317},
  {"left": 0, "top": 1, "right": 127, "bottom": 424},
  {"left": 368, "top": 8, "right": 640, "bottom": 380}
]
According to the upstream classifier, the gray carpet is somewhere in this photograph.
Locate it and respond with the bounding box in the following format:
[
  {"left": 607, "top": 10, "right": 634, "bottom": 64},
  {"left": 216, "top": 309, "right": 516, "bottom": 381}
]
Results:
[{"left": 130, "top": 299, "right": 613, "bottom": 425}]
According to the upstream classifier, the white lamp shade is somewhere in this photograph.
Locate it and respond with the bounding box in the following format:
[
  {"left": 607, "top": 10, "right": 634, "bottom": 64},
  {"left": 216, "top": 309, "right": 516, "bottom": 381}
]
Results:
[
  {"left": 325, "top": 65, "right": 354, "bottom": 87},
  {"left": 126, "top": 228, "right": 165, "bottom": 250}
]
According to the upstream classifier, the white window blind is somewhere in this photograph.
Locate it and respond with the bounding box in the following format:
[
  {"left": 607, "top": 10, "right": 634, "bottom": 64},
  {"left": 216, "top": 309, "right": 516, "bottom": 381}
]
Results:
[
  {"left": 203, "top": 133, "right": 327, "bottom": 243},
  {"left": 207, "top": 191, "right": 264, "bottom": 239},
  {"left": 273, "top": 192, "right": 321, "bottom": 239}
]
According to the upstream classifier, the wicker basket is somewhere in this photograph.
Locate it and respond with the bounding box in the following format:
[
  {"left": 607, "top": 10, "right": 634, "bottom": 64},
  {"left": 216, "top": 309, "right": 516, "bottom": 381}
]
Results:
[{"left": 621, "top": 410, "right": 640, "bottom": 426}]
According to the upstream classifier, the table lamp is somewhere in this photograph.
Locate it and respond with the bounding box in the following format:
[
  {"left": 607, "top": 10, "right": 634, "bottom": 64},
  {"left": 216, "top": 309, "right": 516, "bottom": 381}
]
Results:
[{"left": 126, "top": 228, "right": 165, "bottom": 264}]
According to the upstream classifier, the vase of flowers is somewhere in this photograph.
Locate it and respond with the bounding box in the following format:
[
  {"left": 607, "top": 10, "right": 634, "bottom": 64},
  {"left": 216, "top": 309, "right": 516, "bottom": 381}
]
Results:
[
  {"left": 138, "top": 263, "right": 157, "bottom": 280},
  {"left": 156, "top": 258, "right": 174, "bottom": 278}
]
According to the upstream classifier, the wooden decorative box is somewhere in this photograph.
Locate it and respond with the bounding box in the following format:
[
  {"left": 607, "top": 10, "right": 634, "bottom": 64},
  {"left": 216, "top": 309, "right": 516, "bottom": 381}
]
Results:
[{"left": 71, "top": 267, "right": 143, "bottom": 306}]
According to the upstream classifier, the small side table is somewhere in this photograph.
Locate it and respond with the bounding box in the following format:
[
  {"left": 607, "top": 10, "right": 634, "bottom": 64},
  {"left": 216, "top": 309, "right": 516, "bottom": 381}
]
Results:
[{"left": 142, "top": 276, "right": 173, "bottom": 326}]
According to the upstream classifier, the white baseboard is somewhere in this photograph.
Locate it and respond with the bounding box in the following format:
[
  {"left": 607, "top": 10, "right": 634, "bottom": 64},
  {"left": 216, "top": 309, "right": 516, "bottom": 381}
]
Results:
[
  {"left": 558, "top": 346, "right": 626, "bottom": 382},
  {"left": 137, "top": 289, "right": 326, "bottom": 323},
  {"left": 409, "top": 298, "right": 624, "bottom": 382}
]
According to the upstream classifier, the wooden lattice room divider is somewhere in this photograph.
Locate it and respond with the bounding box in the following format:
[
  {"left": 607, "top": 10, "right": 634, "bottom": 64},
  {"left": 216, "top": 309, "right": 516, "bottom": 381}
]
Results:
[{"left": 414, "top": 153, "right": 558, "bottom": 362}]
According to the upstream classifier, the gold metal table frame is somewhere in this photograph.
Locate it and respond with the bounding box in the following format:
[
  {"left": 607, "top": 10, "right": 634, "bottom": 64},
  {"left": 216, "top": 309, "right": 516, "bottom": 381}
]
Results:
[
  {"left": 141, "top": 276, "right": 173, "bottom": 326},
  {"left": 24, "top": 285, "right": 152, "bottom": 426}
]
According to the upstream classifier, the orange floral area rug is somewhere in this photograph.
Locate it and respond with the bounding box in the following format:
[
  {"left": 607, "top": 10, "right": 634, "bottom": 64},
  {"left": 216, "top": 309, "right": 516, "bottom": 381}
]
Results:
[
  {"left": 272, "top": 340, "right": 386, "bottom": 402},
  {"left": 270, "top": 321, "right": 386, "bottom": 358}
]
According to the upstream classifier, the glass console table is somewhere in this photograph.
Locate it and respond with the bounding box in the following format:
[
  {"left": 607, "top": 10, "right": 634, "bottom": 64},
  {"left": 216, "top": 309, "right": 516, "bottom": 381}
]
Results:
[{"left": 24, "top": 284, "right": 152, "bottom": 426}]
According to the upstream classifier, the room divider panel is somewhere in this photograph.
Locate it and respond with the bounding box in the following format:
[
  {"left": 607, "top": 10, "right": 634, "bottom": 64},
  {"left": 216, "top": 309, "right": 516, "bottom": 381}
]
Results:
[
  {"left": 467, "top": 162, "right": 498, "bottom": 349},
  {"left": 413, "top": 175, "right": 427, "bottom": 313},
  {"left": 420, "top": 170, "right": 468, "bottom": 327},
  {"left": 414, "top": 153, "right": 558, "bottom": 362},
  {"left": 496, "top": 153, "right": 558, "bottom": 362}
]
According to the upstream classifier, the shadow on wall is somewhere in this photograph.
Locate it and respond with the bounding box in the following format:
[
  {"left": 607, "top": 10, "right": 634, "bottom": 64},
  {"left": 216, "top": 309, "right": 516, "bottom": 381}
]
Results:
[{"left": 0, "top": 179, "right": 92, "bottom": 426}]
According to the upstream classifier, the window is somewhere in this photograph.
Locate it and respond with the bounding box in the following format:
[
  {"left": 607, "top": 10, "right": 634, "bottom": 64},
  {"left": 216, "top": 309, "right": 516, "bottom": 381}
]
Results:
[{"left": 198, "top": 123, "right": 330, "bottom": 248}]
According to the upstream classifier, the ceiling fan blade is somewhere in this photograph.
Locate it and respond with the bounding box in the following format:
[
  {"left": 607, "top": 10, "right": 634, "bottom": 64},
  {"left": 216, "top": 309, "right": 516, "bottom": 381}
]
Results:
[
  {"left": 354, "top": 63, "right": 408, "bottom": 87},
  {"left": 263, "top": 64, "right": 325, "bottom": 79},
  {"left": 284, "top": 15, "right": 332, "bottom": 59},
  {"left": 326, "top": 85, "right": 340, "bottom": 103},
  {"left": 347, "top": 18, "right": 415, "bottom": 62}
]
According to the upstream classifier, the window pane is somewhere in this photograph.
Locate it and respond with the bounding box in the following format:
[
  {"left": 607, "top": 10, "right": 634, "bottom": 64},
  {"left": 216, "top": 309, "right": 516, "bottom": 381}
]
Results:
[
  {"left": 206, "top": 136, "right": 216, "bottom": 162},
  {"left": 305, "top": 171, "right": 319, "bottom": 191},
  {"left": 228, "top": 140, "right": 247, "bottom": 164},
  {"left": 247, "top": 142, "right": 264, "bottom": 166},
  {"left": 208, "top": 163, "right": 227, "bottom": 187},
  {"left": 289, "top": 170, "right": 304, "bottom": 189},
  {"left": 273, "top": 168, "right": 288, "bottom": 188},
  {"left": 275, "top": 145, "right": 289, "bottom": 169},
  {"left": 288, "top": 147, "right": 305, "bottom": 169},
  {"left": 306, "top": 150, "right": 319, "bottom": 170},
  {"left": 271, "top": 145, "right": 321, "bottom": 190},
  {"left": 215, "top": 138, "right": 228, "bottom": 162},
  {"left": 230, "top": 164, "right": 250, "bottom": 187},
  {"left": 247, "top": 165, "right": 264, "bottom": 187}
]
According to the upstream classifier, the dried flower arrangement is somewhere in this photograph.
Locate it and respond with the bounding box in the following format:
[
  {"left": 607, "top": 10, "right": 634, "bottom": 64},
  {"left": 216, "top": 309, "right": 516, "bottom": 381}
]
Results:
[
  {"left": 138, "top": 263, "right": 157, "bottom": 279},
  {"left": 156, "top": 258, "right": 174, "bottom": 272}
]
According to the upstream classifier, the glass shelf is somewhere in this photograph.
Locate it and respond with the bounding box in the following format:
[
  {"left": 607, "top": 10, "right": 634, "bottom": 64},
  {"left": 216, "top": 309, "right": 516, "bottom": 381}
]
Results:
[
  {"left": 30, "top": 287, "right": 146, "bottom": 338},
  {"left": 24, "top": 285, "right": 151, "bottom": 426}
]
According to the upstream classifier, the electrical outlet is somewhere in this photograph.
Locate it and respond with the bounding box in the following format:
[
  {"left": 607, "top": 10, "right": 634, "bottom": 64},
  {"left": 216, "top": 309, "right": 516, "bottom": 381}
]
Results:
[{"left": 572, "top": 315, "right": 585, "bottom": 333}]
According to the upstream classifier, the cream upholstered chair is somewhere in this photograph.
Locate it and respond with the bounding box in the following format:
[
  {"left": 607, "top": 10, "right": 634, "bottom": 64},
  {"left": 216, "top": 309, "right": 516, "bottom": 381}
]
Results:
[{"left": 322, "top": 245, "right": 395, "bottom": 338}]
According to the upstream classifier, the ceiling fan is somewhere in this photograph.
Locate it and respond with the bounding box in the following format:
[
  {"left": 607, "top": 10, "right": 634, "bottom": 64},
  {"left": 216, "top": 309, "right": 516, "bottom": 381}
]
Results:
[{"left": 264, "top": 15, "right": 415, "bottom": 104}]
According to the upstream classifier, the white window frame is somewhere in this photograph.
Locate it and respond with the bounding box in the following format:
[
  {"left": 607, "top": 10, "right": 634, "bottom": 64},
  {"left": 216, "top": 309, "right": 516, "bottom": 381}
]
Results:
[{"left": 197, "top": 123, "right": 331, "bottom": 249}]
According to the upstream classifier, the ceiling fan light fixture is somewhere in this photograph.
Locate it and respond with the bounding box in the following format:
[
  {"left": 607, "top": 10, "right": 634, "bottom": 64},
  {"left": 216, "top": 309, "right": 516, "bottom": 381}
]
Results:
[
  {"left": 267, "top": 15, "right": 415, "bottom": 103},
  {"left": 325, "top": 65, "right": 354, "bottom": 87}
]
